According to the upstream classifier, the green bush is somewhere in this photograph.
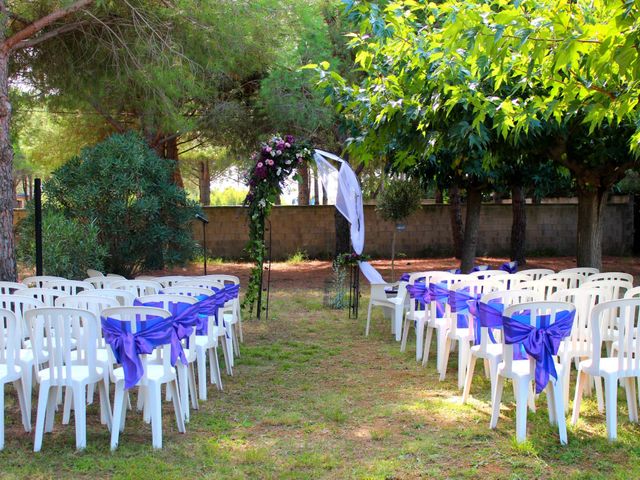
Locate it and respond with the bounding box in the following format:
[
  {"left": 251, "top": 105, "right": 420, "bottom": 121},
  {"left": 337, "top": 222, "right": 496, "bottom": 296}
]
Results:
[
  {"left": 43, "top": 131, "right": 199, "bottom": 276},
  {"left": 376, "top": 179, "right": 422, "bottom": 223},
  {"left": 17, "top": 208, "right": 107, "bottom": 280}
]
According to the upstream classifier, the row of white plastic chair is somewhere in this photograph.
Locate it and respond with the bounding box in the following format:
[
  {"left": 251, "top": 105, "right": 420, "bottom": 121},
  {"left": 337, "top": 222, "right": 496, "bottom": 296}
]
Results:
[{"left": 0, "top": 271, "right": 244, "bottom": 451}]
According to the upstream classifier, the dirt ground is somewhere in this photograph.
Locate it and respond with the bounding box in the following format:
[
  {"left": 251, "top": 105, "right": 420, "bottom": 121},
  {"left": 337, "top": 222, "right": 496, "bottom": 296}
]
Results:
[{"left": 154, "top": 255, "right": 640, "bottom": 290}]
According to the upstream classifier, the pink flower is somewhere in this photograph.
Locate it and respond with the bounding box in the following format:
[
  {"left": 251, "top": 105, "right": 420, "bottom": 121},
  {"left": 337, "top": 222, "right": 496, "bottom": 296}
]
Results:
[
  {"left": 257, "top": 162, "right": 263, "bottom": 168},
  {"left": 266, "top": 159, "right": 274, "bottom": 166}
]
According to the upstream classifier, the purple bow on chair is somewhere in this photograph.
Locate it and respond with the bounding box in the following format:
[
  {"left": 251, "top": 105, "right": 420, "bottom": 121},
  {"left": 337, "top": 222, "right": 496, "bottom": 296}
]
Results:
[
  {"left": 399, "top": 273, "right": 411, "bottom": 282},
  {"left": 500, "top": 261, "right": 518, "bottom": 273},
  {"left": 467, "top": 299, "right": 505, "bottom": 346},
  {"left": 407, "top": 283, "right": 429, "bottom": 310},
  {"left": 448, "top": 288, "right": 476, "bottom": 328},
  {"left": 502, "top": 310, "right": 575, "bottom": 393},
  {"left": 429, "top": 283, "right": 449, "bottom": 318},
  {"left": 134, "top": 299, "right": 199, "bottom": 342},
  {"left": 101, "top": 315, "right": 186, "bottom": 389}
]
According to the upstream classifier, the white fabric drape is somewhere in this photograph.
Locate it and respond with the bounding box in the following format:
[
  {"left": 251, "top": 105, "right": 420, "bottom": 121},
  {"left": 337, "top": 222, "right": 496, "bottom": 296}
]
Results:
[{"left": 313, "top": 149, "right": 365, "bottom": 255}]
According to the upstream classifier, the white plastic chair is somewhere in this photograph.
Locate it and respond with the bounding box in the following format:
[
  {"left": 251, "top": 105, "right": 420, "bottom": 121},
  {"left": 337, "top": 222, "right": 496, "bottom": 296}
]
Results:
[
  {"left": 44, "top": 279, "right": 94, "bottom": 296},
  {"left": 490, "top": 301, "right": 575, "bottom": 445},
  {"left": 199, "top": 275, "right": 244, "bottom": 343},
  {"left": 468, "top": 270, "right": 509, "bottom": 280},
  {"left": 462, "top": 289, "right": 540, "bottom": 404},
  {"left": 79, "top": 288, "right": 136, "bottom": 306},
  {"left": 366, "top": 281, "right": 408, "bottom": 342},
  {"left": 545, "top": 272, "right": 587, "bottom": 290},
  {"left": 55, "top": 295, "right": 119, "bottom": 419},
  {"left": 21, "top": 276, "right": 65, "bottom": 289},
  {"left": 440, "top": 278, "right": 502, "bottom": 389},
  {"left": 582, "top": 278, "right": 633, "bottom": 302},
  {"left": 551, "top": 287, "right": 606, "bottom": 412},
  {"left": 520, "top": 279, "right": 566, "bottom": 300},
  {"left": 520, "top": 269, "right": 554, "bottom": 281},
  {"left": 492, "top": 273, "right": 531, "bottom": 291},
  {"left": 158, "top": 286, "right": 225, "bottom": 397},
  {"left": 86, "top": 269, "right": 104, "bottom": 278},
  {"left": 559, "top": 267, "right": 599, "bottom": 278},
  {"left": 103, "top": 306, "right": 185, "bottom": 450},
  {"left": 0, "top": 308, "right": 31, "bottom": 450},
  {"left": 624, "top": 287, "right": 640, "bottom": 299},
  {"left": 137, "top": 294, "right": 199, "bottom": 422},
  {"left": 151, "top": 276, "right": 188, "bottom": 288},
  {"left": 14, "top": 288, "right": 63, "bottom": 307},
  {"left": 29, "top": 308, "right": 111, "bottom": 451},
  {"left": 401, "top": 271, "right": 438, "bottom": 361},
  {"left": 83, "top": 277, "right": 123, "bottom": 289},
  {"left": 111, "top": 280, "right": 163, "bottom": 298},
  {"left": 571, "top": 299, "right": 640, "bottom": 440},
  {"left": 0, "top": 282, "right": 25, "bottom": 295}
]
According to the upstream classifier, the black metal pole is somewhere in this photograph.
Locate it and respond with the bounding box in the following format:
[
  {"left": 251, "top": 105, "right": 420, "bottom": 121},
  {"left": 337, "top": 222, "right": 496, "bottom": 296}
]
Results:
[
  {"left": 34, "top": 178, "right": 43, "bottom": 276},
  {"left": 264, "top": 219, "right": 272, "bottom": 321},
  {"left": 202, "top": 221, "right": 207, "bottom": 276}
]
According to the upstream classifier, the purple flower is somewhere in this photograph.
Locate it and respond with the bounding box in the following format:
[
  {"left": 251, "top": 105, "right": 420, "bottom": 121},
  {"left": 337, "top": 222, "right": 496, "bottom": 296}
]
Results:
[
  {"left": 276, "top": 141, "right": 286, "bottom": 151},
  {"left": 262, "top": 146, "right": 272, "bottom": 154},
  {"left": 285, "top": 135, "right": 295, "bottom": 144}
]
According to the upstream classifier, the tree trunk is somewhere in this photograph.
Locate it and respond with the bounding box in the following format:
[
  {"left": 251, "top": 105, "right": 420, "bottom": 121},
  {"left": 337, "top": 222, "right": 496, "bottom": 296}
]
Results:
[
  {"left": 435, "top": 188, "right": 443, "bottom": 204},
  {"left": 298, "top": 162, "right": 310, "bottom": 205},
  {"left": 390, "top": 228, "right": 396, "bottom": 282},
  {"left": 460, "top": 186, "right": 482, "bottom": 273},
  {"left": 0, "top": 52, "right": 16, "bottom": 281},
  {"left": 449, "top": 184, "right": 464, "bottom": 258},
  {"left": 322, "top": 185, "right": 328, "bottom": 205},
  {"left": 576, "top": 186, "right": 607, "bottom": 269},
  {"left": 164, "top": 136, "right": 183, "bottom": 188},
  {"left": 510, "top": 184, "right": 527, "bottom": 266},
  {"left": 198, "top": 160, "right": 210, "bottom": 206}
]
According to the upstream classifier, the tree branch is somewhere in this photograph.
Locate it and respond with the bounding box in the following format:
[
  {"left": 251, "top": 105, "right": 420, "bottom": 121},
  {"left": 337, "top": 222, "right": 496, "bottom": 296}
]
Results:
[
  {"left": 1, "top": 0, "right": 94, "bottom": 54},
  {"left": 12, "top": 21, "right": 90, "bottom": 50}
]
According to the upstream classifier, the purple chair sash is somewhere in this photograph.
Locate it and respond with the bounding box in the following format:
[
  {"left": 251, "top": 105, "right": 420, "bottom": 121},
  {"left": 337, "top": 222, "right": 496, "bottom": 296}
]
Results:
[
  {"left": 101, "top": 315, "right": 185, "bottom": 389},
  {"left": 429, "top": 283, "right": 449, "bottom": 318},
  {"left": 448, "top": 288, "right": 477, "bottom": 329},
  {"left": 407, "top": 283, "right": 429, "bottom": 310},
  {"left": 472, "top": 265, "right": 490, "bottom": 272},
  {"left": 503, "top": 310, "right": 575, "bottom": 393},
  {"left": 500, "top": 261, "right": 518, "bottom": 273},
  {"left": 468, "top": 299, "right": 503, "bottom": 346},
  {"left": 134, "top": 299, "right": 198, "bottom": 342},
  {"left": 399, "top": 273, "right": 411, "bottom": 282}
]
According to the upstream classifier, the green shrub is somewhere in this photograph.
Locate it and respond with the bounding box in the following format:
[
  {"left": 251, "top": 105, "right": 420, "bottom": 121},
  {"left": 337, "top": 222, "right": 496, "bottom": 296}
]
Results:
[
  {"left": 43, "top": 131, "right": 199, "bottom": 276},
  {"left": 376, "top": 179, "right": 422, "bottom": 223},
  {"left": 17, "top": 208, "right": 107, "bottom": 279}
]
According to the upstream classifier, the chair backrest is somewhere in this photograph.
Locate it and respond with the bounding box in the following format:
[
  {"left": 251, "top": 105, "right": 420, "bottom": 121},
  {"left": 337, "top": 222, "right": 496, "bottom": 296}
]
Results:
[
  {"left": 22, "top": 275, "right": 65, "bottom": 289},
  {"left": 13, "top": 287, "right": 63, "bottom": 306},
  {"left": 86, "top": 269, "right": 105, "bottom": 278},
  {"left": 149, "top": 276, "right": 188, "bottom": 288},
  {"left": 520, "top": 269, "right": 554, "bottom": 281},
  {"left": 0, "top": 294, "right": 45, "bottom": 343},
  {"left": 550, "top": 287, "right": 605, "bottom": 355},
  {"left": 492, "top": 273, "right": 530, "bottom": 291},
  {"left": 501, "top": 301, "right": 575, "bottom": 376},
  {"left": 176, "top": 279, "right": 225, "bottom": 291},
  {"left": 545, "top": 272, "right": 586, "bottom": 290},
  {"left": 100, "top": 306, "right": 173, "bottom": 384},
  {"left": 160, "top": 286, "right": 213, "bottom": 298},
  {"left": 55, "top": 294, "right": 120, "bottom": 315},
  {"left": 78, "top": 288, "right": 136, "bottom": 306},
  {"left": 581, "top": 279, "right": 633, "bottom": 301},
  {"left": 0, "top": 281, "right": 26, "bottom": 295},
  {"left": 624, "top": 286, "right": 640, "bottom": 299},
  {"left": 44, "top": 279, "right": 94, "bottom": 296},
  {"left": 0, "top": 309, "right": 21, "bottom": 375},
  {"left": 468, "top": 270, "right": 509, "bottom": 280},
  {"left": 84, "top": 277, "right": 123, "bottom": 289},
  {"left": 106, "top": 273, "right": 126, "bottom": 279},
  {"left": 110, "top": 280, "right": 163, "bottom": 298},
  {"left": 26, "top": 307, "right": 100, "bottom": 383},
  {"left": 559, "top": 267, "right": 599, "bottom": 278},
  {"left": 519, "top": 279, "right": 566, "bottom": 300},
  {"left": 137, "top": 293, "right": 199, "bottom": 308},
  {"left": 590, "top": 299, "right": 640, "bottom": 374},
  {"left": 199, "top": 275, "right": 241, "bottom": 286},
  {"left": 587, "top": 272, "right": 634, "bottom": 285},
  {"left": 474, "top": 289, "right": 541, "bottom": 350}
]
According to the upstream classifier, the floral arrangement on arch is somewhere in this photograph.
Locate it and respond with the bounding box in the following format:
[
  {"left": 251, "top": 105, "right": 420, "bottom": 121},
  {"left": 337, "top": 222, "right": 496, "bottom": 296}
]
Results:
[{"left": 243, "top": 135, "right": 313, "bottom": 314}]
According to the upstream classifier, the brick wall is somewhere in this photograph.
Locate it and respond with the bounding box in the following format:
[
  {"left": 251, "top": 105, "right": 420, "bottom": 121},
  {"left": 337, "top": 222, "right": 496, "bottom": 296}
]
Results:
[{"left": 13, "top": 199, "right": 634, "bottom": 259}]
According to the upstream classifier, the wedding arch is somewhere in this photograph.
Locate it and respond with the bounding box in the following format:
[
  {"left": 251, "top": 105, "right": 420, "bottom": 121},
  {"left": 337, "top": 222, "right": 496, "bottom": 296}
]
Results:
[{"left": 242, "top": 135, "right": 374, "bottom": 317}]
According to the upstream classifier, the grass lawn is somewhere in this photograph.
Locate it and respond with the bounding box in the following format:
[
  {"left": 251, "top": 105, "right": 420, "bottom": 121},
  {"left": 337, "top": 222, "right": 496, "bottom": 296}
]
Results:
[{"left": 2, "top": 266, "right": 640, "bottom": 479}]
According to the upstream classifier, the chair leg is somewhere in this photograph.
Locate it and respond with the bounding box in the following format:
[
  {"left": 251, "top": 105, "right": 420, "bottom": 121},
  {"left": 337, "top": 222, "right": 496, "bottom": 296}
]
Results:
[
  {"left": 400, "top": 318, "right": 410, "bottom": 352},
  {"left": 462, "top": 353, "right": 477, "bottom": 404},
  {"left": 196, "top": 348, "right": 207, "bottom": 401},
  {"left": 149, "top": 382, "right": 163, "bottom": 449},
  {"left": 177, "top": 365, "right": 189, "bottom": 423},
  {"left": 170, "top": 380, "right": 186, "bottom": 434},
  {"left": 571, "top": 370, "right": 587, "bottom": 426},
  {"left": 97, "top": 380, "right": 112, "bottom": 432},
  {"left": 490, "top": 375, "right": 505, "bottom": 429},
  {"left": 22, "top": 364, "right": 32, "bottom": 428},
  {"left": 393, "top": 307, "right": 402, "bottom": 341},
  {"left": 0, "top": 385, "right": 4, "bottom": 450},
  {"left": 13, "top": 379, "right": 30, "bottom": 433},
  {"left": 422, "top": 327, "right": 433, "bottom": 367},
  {"left": 72, "top": 385, "right": 87, "bottom": 450},
  {"left": 415, "top": 321, "right": 425, "bottom": 362},
  {"left": 110, "top": 381, "right": 126, "bottom": 451},
  {"left": 221, "top": 338, "right": 233, "bottom": 376},
  {"left": 439, "top": 337, "right": 452, "bottom": 381},
  {"left": 45, "top": 386, "right": 58, "bottom": 434},
  {"left": 365, "top": 301, "right": 373, "bottom": 337},
  {"left": 604, "top": 377, "right": 618, "bottom": 441},
  {"left": 594, "top": 376, "right": 605, "bottom": 413},
  {"left": 87, "top": 383, "right": 95, "bottom": 406},
  {"left": 436, "top": 328, "right": 447, "bottom": 374},
  {"left": 527, "top": 382, "right": 537, "bottom": 413},
  {"left": 550, "top": 378, "right": 568, "bottom": 445},
  {"left": 624, "top": 377, "right": 638, "bottom": 423},
  {"left": 34, "top": 384, "right": 50, "bottom": 452},
  {"left": 212, "top": 348, "right": 223, "bottom": 391},
  {"left": 562, "top": 361, "right": 572, "bottom": 414},
  {"left": 514, "top": 378, "right": 529, "bottom": 444},
  {"left": 208, "top": 348, "right": 217, "bottom": 384},
  {"left": 188, "top": 364, "right": 199, "bottom": 410},
  {"left": 457, "top": 341, "right": 469, "bottom": 390},
  {"left": 62, "top": 387, "right": 72, "bottom": 425}
]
